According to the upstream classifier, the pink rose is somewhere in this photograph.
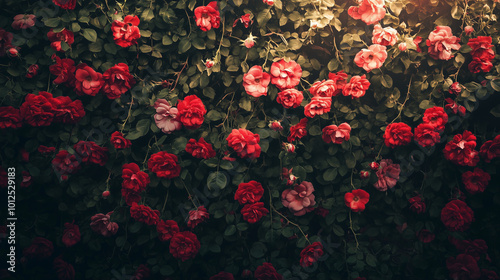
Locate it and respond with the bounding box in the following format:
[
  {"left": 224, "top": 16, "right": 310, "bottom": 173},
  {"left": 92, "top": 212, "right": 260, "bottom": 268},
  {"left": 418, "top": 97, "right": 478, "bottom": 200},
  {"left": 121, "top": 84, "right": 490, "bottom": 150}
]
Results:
[
  {"left": 348, "top": 0, "right": 386, "bottom": 25},
  {"left": 426, "top": 26, "right": 461, "bottom": 60},
  {"left": 194, "top": 1, "right": 220, "bottom": 31},
  {"left": 276, "top": 88, "right": 304, "bottom": 109},
  {"left": 309, "top": 79, "right": 337, "bottom": 97},
  {"left": 373, "top": 159, "right": 400, "bottom": 191},
  {"left": 270, "top": 59, "right": 302, "bottom": 90},
  {"left": 154, "top": 99, "right": 182, "bottom": 134},
  {"left": 12, "top": 14, "right": 36, "bottom": 30},
  {"left": 281, "top": 181, "right": 316, "bottom": 216},
  {"left": 354, "top": 44, "right": 387, "bottom": 72},
  {"left": 243, "top": 66, "right": 271, "bottom": 97},
  {"left": 342, "top": 75, "right": 370, "bottom": 98},
  {"left": 304, "top": 96, "right": 332, "bottom": 118},
  {"left": 464, "top": 26, "right": 474, "bottom": 36},
  {"left": 322, "top": 123, "right": 351, "bottom": 144},
  {"left": 372, "top": 24, "right": 398, "bottom": 46}
]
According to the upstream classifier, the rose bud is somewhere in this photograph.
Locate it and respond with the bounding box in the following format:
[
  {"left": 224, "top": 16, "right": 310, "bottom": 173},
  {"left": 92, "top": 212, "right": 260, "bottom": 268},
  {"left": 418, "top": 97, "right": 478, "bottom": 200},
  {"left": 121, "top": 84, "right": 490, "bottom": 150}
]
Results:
[
  {"left": 287, "top": 174, "right": 298, "bottom": 186},
  {"left": 369, "top": 162, "right": 380, "bottom": 171},
  {"left": 241, "top": 269, "right": 252, "bottom": 278},
  {"left": 449, "top": 82, "right": 461, "bottom": 95},
  {"left": 243, "top": 34, "right": 256, "bottom": 49},
  {"left": 263, "top": 0, "right": 274, "bottom": 5},
  {"left": 269, "top": 120, "right": 283, "bottom": 131},
  {"left": 102, "top": 190, "right": 110, "bottom": 198},
  {"left": 283, "top": 142, "right": 296, "bottom": 153},
  {"left": 464, "top": 26, "right": 474, "bottom": 35},
  {"left": 205, "top": 59, "right": 214, "bottom": 69},
  {"left": 360, "top": 171, "right": 370, "bottom": 179},
  {"left": 310, "top": 20, "right": 319, "bottom": 29},
  {"left": 7, "top": 47, "right": 19, "bottom": 57},
  {"left": 398, "top": 42, "right": 407, "bottom": 51},
  {"left": 26, "top": 64, "right": 39, "bottom": 78}
]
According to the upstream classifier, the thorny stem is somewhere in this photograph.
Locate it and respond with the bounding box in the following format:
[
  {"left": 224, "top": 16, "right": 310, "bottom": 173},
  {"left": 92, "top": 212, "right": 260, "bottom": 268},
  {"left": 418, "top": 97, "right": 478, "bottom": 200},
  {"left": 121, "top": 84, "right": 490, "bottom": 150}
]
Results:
[
  {"left": 348, "top": 211, "right": 359, "bottom": 249},
  {"left": 350, "top": 169, "right": 356, "bottom": 190},
  {"left": 120, "top": 97, "right": 134, "bottom": 133},
  {"left": 161, "top": 189, "right": 169, "bottom": 215},
  {"left": 170, "top": 58, "right": 189, "bottom": 92}
]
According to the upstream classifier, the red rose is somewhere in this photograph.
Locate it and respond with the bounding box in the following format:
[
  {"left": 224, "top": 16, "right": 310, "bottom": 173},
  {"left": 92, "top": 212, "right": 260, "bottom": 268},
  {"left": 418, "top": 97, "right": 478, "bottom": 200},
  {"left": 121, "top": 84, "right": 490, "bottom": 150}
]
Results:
[
  {"left": 52, "top": 150, "right": 81, "bottom": 176},
  {"left": 20, "top": 92, "right": 55, "bottom": 127},
  {"left": 422, "top": 106, "right": 448, "bottom": 132},
  {"left": 121, "top": 188, "right": 141, "bottom": 206},
  {"left": 23, "top": 237, "right": 53, "bottom": 260},
  {"left": 53, "top": 258, "right": 75, "bottom": 280},
  {"left": 414, "top": 123, "right": 440, "bottom": 147},
  {"left": 468, "top": 36, "right": 494, "bottom": 54},
  {"left": 26, "top": 64, "right": 39, "bottom": 78},
  {"left": 254, "top": 262, "right": 282, "bottom": 280},
  {"left": 102, "top": 63, "right": 136, "bottom": 99},
  {"left": 479, "top": 135, "right": 500, "bottom": 163},
  {"left": 0, "top": 106, "right": 23, "bottom": 129},
  {"left": 226, "top": 128, "right": 261, "bottom": 159},
  {"left": 383, "top": 122, "right": 413, "bottom": 148},
  {"left": 185, "top": 138, "right": 216, "bottom": 159},
  {"left": 47, "top": 29, "right": 74, "bottom": 52},
  {"left": 342, "top": 75, "right": 370, "bottom": 98},
  {"left": 299, "top": 242, "right": 324, "bottom": 267},
  {"left": 287, "top": 118, "right": 308, "bottom": 142},
  {"left": 187, "top": 205, "right": 209, "bottom": 229},
  {"left": 210, "top": 271, "right": 234, "bottom": 280},
  {"left": 90, "top": 212, "right": 119, "bottom": 237},
  {"left": 441, "top": 200, "right": 474, "bottom": 232},
  {"left": 373, "top": 159, "right": 400, "bottom": 191},
  {"left": 282, "top": 181, "right": 316, "bottom": 216},
  {"left": 50, "top": 96, "right": 86, "bottom": 124},
  {"left": 445, "top": 98, "right": 466, "bottom": 116},
  {"left": 122, "top": 163, "right": 150, "bottom": 193},
  {"left": 276, "top": 88, "right": 304, "bottom": 109},
  {"left": 449, "top": 82, "right": 462, "bottom": 95},
  {"left": 130, "top": 202, "right": 160, "bottom": 226},
  {"left": 169, "top": 231, "right": 200, "bottom": 261},
  {"left": 73, "top": 141, "right": 108, "bottom": 166},
  {"left": 270, "top": 59, "right": 302, "bottom": 90},
  {"left": 62, "top": 222, "right": 81, "bottom": 247},
  {"left": 481, "top": 269, "right": 499, "bottom": 280},
  {"left": 451, "top": 238, "right": 488, "bottom": 261},
  {"left": 157, "top": 220, "right": 179, "bottom": 242},
  {"left": 74, "top": 64, "right": 104, "bottom": 96},
  {"left": 111, "top": 131, "right": 132, "bottom": 149},
  {"left": 315, "top": 207, "right": 329, "bottom": 217},
  {"left": 443, "top": 131, "right": 480, "bottom": 167},
  {"left": 322, "top": 123, "right": 351, "bottom": 144},
  {"left": 370, "top": 162, "right": 380, "bottom": 170},
  {"left": 344, "top": 189, "right": 370, "bottom": 212},
  {"left": 328, "top": 71, "right": 348, "bottom": 95},
  {"left": 446, "top": 254, "right": 480, "bottom": 280},
  {"left": 241, "top": 202, "right": 269, "bottom": 223},
  {"left": 194, "top": 1, "right": 221, "bottom": 31},
  {"left": 416, "top": 229, "right": 435, "bottom": 243},
  {"left": 235, "top": 180, "right": 264, "bottom": 204},
  {"left": 177, "top": 95, "right": 207, "bottom": 129},
  {"left": 269, "top": 120, "right": 283, "bottom": 131},
  {"left": 147, "top": 151, "right": 181, "bottom": 178},
  {"left": 111, "top": 15, "right": 141, "bottom": 47},
  {"left": 304, "top": 96, "right": 332, "bottom": 118},
  {"left": 461, "top": 168, "right": 491, "bottom": 194},
  {"left": 132, "top": 264, "right": 150, "bottom": 280},
  {"left": 309, "top": 79, "right": 337, "bottom": 97},
  {"left": 49, "top": 56, "right": 76, "bottom": 86},
  {"left": 233, "top": 13, "right": 253, "bottom": 28},
  {"left": 468, "top": 57, "right": 494, "bottom": 73},
  {"left": 52, "top": 0, "right": 76, "bottom": 9},
  {"left": 38, "top": 145, "right": 56, "bottom": 154},
  {"left": 408, "top": 196, "right": 426, "bottom": 213}
]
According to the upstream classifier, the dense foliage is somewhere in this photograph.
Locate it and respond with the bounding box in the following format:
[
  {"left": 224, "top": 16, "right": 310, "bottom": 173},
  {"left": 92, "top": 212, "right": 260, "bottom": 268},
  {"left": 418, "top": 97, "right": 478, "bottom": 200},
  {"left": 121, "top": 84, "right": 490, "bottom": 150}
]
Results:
[{"left": 1, "top": 0, "right": 499, "bottom": 279}]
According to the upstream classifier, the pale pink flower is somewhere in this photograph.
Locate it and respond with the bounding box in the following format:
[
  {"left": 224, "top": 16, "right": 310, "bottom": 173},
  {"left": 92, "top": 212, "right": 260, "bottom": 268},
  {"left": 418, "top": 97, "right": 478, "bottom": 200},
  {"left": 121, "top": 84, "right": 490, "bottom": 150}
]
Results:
[
  {"left": 348, "top": 0, "right": 386, "bottom": 25},
  {"left": 243, "top": 65, "right": 271, "bottom": 97},
  {"left": 281, "top": 181, "right": 316, "bottom": 216},
  {"left": 12, "top": 14, "right": 36, "bottom": 30},
  {"left": 373, "top": 159, "right": 400, "bottom": 191},
  {"left": 354, "top": 44, "right": 387, "bottom": 72},
  {"left": 426, "top": 26, "right": 461, "bottom": 60},
  {"left": 270, "top": 59, "right": 302, "bottom": 90},
  {"left": 372, "top": 24, "right": 398, "bottom": 46},
  {"left": 154, "top": 99, "right": 182, "bottom": 134}
]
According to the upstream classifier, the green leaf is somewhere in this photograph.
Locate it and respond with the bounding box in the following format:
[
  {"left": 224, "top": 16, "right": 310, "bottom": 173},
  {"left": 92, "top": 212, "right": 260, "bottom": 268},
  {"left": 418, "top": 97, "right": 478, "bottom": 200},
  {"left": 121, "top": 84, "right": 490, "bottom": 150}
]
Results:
[
  {"left": 381, "top": 75, "right": 393, "bottom": 88},
  {"left": 224, "top": 225, "right": 236, "bottom": 236},
  {"left": 323, "top": 168, "right": 337, "bottom": 181},
  {"left": 332, "top": 224, "right": 344, "bottom": 236},
  {"left": 345, "top": 153, "right": 356, "bottom": 169},
  {"left": 162, "top": 35, "right": 173, "bottom": 45},
  {"left": 239, "top": 97, "right": 252, "bottom": 111},
  {"left": 256, "top": 9, "right": 272, "bottom": 26},
  {"left": 192, "top": 37, "right": 206, "bottom": 50},
  {"left": 207, "top": 172, "right": 228, "bottom": 191},
  {"left": 136, "top": 119, "right": 151, "bottom": 136},
  {"left": 141, "top": 8, "right": 155, "bottom": 21},
  {"left": 82, "top": 28, "right": 98, "bottom": 42},
  {"left": 366, "top": 253, "right": 377, "bottom": 267},
  {"left": 250, "top": 242, "right": 267, "bottom": 258},
  {"left": 44, "top": 17, "right": 61, "bottom": 27},
  {"left": 140, "top": 45, "right": 153, "bottom": 53},
  {"left": 178, "top": 38, "right": 191, "bottom": 53}
]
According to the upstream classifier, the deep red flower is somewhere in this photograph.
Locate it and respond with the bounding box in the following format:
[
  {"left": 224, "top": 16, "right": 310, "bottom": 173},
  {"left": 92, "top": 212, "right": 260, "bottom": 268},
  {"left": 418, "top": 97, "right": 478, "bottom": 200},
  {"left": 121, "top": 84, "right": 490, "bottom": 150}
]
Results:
[
  {"left": 121, "top": 188, "right": 141, "bottom": 206},
  {"left": 241, "top": 202, "right": 269, "bottom": 223},
  {"left": 445, "top": 98, "right": 466, "bottom": 116},
  {"left": 187, "top": 205, "right": 209, "bottom": 228},
  {"left": 177, "top": 95, "right": 206, "bottom": 129},
  {"left": 342, "top": 75, "right": 370, "bottom": 98},
  {"left": 408, "top": 196, "right": 426, "bottom": 213},
  {"left": 322, "top": 123, "right": 351, "bottom": 144},
  {"left": 111, "top": 131, "right": 132, "bottom": 149},
  {"left": 169, "top": 231, "right": 200, "bottom": 261},
  {"left": 281, "top": 181, "right": 316, "bottom": 216},
  {"left": 449, "top": 82, "right": 462, "bottom": 95},
  {"left": 479, "top": 135, "right": 500, "bottom": 163},
  {"left": 53, "top": 258, "right": 75, "bottom": 280},
  {"left": 52, "top": 150, "right": 81, "bottom": 177},
  {"left": 38, "top": 145, "right": 56, "bottom": 154},
  {"left": 422, "top": 106, "right": 448, "bottom": 132},
  {"left": 47, "top": 29, "right": 74, "bottom": 52},
  {"left": 185, "top": 138, "right": 216, "bottom": 159},
  {"left": 90, "top": 212, "right": 119, "bottom": 237},
  {"left": 443, "top": 131, "right": 480, "bottom": 167},
  {"left": 481, "top": 269, "right": 499, "bottom": 280},
  {"left": 450, "top": 237, "right": 488, "bottom": 261},
  {"left": 287, "top": 118, "right": 308, "bottom": 142},
  {"left": 254, "top": 262, "right": 282, "bottom": 280},
  {"left": 300, "top": 242, "right": 324, "bottom": 267},
  {"left": 52, "top": 0, "right": 77, "bottom": 9},
  {"left": 0, "top": 106, "right": 22, "bottom": 129},
  {"left": 102, "top": 63, "right": 136, "bottom": 99},
  {"left": 20, "top": 92, "right": 56, "bottom": 127},
  {"left": 304, "top": 96, "right": 332, "bottom": 118},
  {"left": 462, "top": 168, "right": 491, "bottom": 194},
  {"left": 50, "top": 96, "right": 86, "bottom": 124},
  {"left": 344, "top": 189, "right": 370, "bottom": 212},
  {"left": 132, "top": 264, "right": 150, "bottom": 280},
  {"left": 73, "top": 141, "right": 108, "bottom": 166},
  {"left": 416, "top": 229, "right": 435, "bottom": 243},
  {"left": 122, "top": 163, "right": 150, "bottom": 193},
  {"left": 226, "top": 128, "right": 261, "bottom": 159},
  {"left": 74, "top": 63, "right": 104, "bottom": 96},
  {"left": 383, "top": 122, "right": 413, "bottom": 148},
  {"left": 373, "top": 159, "right": 400, "bottom": 191},
  {"left": 276, "top": 88, "right": 304, "bottom": 109},
  {"left": 446, "top": 254, "right": 480, "bottom": 280},
  {"left": 210, "top": 271, "right": 235, "bottom": 280},
  {"left": 130, "top": 202, "right": 160, "bottom": 226},
  {"left": 26, "top": 64, "right": 39, "bottom": 78},
  {"left": 468, "top": 57, "right": 494, "bottom": 73},
  {"left": 270, "top": 59, "right": 302, "bottom": 90},
  {"left": 111, "top": 15, "right": 141, "bottom": 47},
  {"left": 49, "top": 56, "right": 76, "bottom": 85},
  {"left": 269, "top": 120, "right": 283, "bottom": 131},
  {"left": 235, "top": 181, "right": 264, "bottom": 205},
  {"left": 441, "top": 200, "right": 474, "bottom": 232},
  {"left": 233, "top": 13, "right": 253, "bottom": 28},
  {"left": 194, "top": 1, "right": 220, "bottom": 31},
  {"left": 414, "top": 123, "right": 440, "bottom": 147},
  {"left": 157, "top": 220, "right": 179, "bottom": 242},
  {"left": 62, "top": 222, "right": 80, "bottom": 247},
  {"left": 147, "top": 151, "right": 181, "bottom": 178},
  {"left": 468, "top": 36, "right": 494, "bottom": 54},
  {"left": 23, "top": 237, "right": 54, "bottom": 260}
]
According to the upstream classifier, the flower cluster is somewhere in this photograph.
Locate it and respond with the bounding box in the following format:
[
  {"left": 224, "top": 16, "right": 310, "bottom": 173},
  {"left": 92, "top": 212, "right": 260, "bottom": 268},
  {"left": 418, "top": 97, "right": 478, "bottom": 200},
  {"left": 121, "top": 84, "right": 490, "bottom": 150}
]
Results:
[
  {"left": 467, "top": 36, "right": 495, "bottom": 73},
  {"left": 235, "top": 181, "right": 268, "bottom": 223}
]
